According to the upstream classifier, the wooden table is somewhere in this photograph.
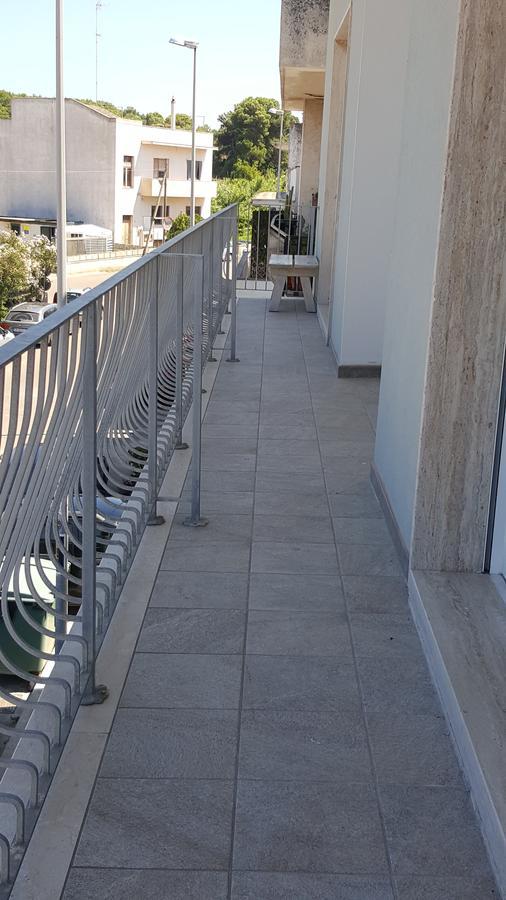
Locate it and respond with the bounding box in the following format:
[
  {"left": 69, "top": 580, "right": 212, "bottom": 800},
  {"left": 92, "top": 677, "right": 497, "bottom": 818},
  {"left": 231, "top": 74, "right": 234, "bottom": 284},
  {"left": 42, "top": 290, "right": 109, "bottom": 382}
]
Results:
[{"left": 268, "top": 254, "right": 319, "bottom": 313}]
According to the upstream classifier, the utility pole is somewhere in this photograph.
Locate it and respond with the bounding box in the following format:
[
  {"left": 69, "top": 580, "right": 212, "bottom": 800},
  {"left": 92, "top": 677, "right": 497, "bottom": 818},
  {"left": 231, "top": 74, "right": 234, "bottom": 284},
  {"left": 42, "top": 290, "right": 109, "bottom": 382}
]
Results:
[{"left": 96, "top": 1, "right": 105, "bottom": 102}]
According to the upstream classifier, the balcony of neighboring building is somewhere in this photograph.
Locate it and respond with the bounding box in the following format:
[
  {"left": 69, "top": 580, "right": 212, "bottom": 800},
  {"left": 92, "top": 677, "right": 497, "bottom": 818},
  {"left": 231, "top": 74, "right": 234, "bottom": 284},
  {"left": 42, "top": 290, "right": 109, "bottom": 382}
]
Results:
[
  {"left": 280, "top": 0, "right": 329, "bottom": 109},
  {"left": 139, "top": 176, "right": 217, "bottom": 200}
]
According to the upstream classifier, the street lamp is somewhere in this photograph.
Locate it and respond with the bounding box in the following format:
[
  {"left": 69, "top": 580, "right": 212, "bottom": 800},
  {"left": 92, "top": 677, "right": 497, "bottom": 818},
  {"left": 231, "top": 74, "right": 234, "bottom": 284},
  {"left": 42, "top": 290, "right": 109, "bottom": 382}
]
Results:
[
  {"left": 169, "top": 37, "right": 198, "bottom": 227},
  {"left": 269, "top": 107, "right": 285, "bottom": 199},
  {"left": 56, "top": 0, "right": 67, "bottom": 306}
]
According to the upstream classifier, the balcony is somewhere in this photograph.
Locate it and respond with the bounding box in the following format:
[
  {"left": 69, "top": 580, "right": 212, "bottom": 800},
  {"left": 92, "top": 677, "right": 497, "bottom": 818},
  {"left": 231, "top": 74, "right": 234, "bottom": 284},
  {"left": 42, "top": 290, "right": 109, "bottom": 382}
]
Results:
[
  {"left": 280, "top": 0, "right": 329, "bottom": 108},
  {"left": 139, "top": 177, "right": 217, "bottom": 200},
  {"left": 0, "top": 229, "right": 497, "bottom": 896}
]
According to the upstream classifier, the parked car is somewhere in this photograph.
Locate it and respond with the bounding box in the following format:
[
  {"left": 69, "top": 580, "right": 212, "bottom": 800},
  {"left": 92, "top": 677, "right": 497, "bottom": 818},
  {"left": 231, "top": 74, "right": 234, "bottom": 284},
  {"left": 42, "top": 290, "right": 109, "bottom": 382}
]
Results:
[
  {"left": 2, "top": 302, "right": 57, "bottom": 337},
  {"left": 52, "top": 288, "right": 91, "bottom": 304}
]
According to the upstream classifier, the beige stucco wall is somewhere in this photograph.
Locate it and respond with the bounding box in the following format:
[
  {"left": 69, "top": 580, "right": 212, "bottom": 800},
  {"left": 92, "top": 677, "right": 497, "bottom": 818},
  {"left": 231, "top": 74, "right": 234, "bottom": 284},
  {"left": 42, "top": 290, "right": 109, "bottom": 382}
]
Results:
[{"left": 299, "top": 98, "right": 324, "bottom": 208}]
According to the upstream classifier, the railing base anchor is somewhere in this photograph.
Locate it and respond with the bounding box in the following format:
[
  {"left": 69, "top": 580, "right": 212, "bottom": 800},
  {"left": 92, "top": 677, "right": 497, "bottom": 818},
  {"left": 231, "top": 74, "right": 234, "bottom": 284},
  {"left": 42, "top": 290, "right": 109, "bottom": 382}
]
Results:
[
  {"left": 218, "top": 328, "right": 226, "bottom": 335},
  {"left": 82, "top": 684, "right": 109, "bottom": 706},
  {"left": 176, "top": 441, "right": 189, "bottom": 450},
  {"left": 147, "top": 514, "right": 165, "bottom": 526},
  {"left": 202, "top": 388, "right": 207, "bottom": 394},
  {"left": 226, "top": 356, "right": 240, "bottom": 363},
  {"left": 209, "top": 355, "right": 217, "bottom": 362},
  {"left": 183, "top": 516, "right": 209, "bottom": 528}
]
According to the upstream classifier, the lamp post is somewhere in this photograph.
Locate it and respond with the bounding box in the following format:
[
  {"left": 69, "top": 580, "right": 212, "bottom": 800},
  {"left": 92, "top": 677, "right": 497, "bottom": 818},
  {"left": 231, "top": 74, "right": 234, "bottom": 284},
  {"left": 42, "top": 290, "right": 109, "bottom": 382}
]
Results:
[
  {"left": 269, "top": 107, "right": 285, "bottom": 199},
  {"left": 169, "top": 38, "right": 198, "bottom": 227},
  {"left": 56, "top": 0, "right": 67, "bottom": 306}
]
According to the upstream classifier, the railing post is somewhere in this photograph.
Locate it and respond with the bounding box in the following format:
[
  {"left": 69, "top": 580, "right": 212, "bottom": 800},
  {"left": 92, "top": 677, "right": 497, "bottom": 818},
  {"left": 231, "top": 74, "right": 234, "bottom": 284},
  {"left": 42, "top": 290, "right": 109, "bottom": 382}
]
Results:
[
  {"left": 82, "top": 304, "right": 108, "bottom": 706},
  {"left": 184, "top": 255, "right": 208, "bottom": 528},
  {"left": 147, "top": 258, "right": 165, "bottom": 526},
  {"left": 175, "top": 255, "right": 189, "bottom": 450},
  {"left": 227, "top": 210, "right": 240, "bottom": 363},
  {"left": 208, "top": 219, "right": 217, "bottom": 362}
]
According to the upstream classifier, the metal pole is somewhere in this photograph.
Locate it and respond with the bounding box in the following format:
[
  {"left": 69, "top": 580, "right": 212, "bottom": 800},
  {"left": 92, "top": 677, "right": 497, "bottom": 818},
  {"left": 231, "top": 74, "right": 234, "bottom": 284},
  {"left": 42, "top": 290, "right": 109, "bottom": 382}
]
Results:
[
  {"left": 208, "top": 219, "right": 217, "bottom": 361},
  {"left": 147, "top": 259, "right": 164, "bottom": 526},
  {"left": 175, "top": 255, "right": 188, "bottom": 449},
  {"left": 276, "top": 109, "right": 284, "bottom": 198},
  {"left": 81, "top": 304, "right": 108, "bottom": 705},
  {"left": 190, "top": 46, "right": 197, "bottom": 227},
  {"left": 227, "top": 210, "right": 239, "bottom": 363},
  {"left": 183, "top": 255, "right": 207, "bottom": 527},
  {"left": 56, "top": 0, "right": 67, "bottom": 307}
]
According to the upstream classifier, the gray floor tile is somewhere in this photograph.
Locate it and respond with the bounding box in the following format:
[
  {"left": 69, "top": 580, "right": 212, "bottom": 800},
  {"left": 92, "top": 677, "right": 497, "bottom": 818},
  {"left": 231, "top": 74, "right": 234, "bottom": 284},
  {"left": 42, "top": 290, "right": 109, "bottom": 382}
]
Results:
[
  {"left": 256, "top": 456, "right": 323, "bottom": 474},
  {"left": 253, "top": 514, "right": 334, "bottom": 545},
  {"left": 74, "top": 778, "right": 234, "bottom": 869},
  {"left": 254, "top": 489, "right": 329, "bottom": 517},
  {"left": 243, "top": 655, "right": 361, "bottom": 712},
  {"left": 380, "top": 785, "right": 494, "bottom": 877},
  {"left": 251, "top": 541, "right": 338, "bottom": 575},
  {"left": 238, "top": 708, "right": 371, "bottom": 782},
  {"left": 233, "top": 780, "right": 388, "bottom": 873},
  {"left": 319, "top": 438, "right": 375, "bottom": 459},
  {"left": 100, "top": 708, "right": 238, "bottom": 779},
  {"left": 202, "top": 452, "right": 257, "bottom": 472},
  {"left": 328, "top": 492, "right": 382, "bottom": 517},
  {"left": 337, "top": 543, "right": 402, "bottom": 576},
  {"left": 259, "top": 424, "right": 318, "bottom": 440},
  {"left": 63, "top": 869, "right": 228, "bottom": 900},
  {"left": 350, "top": 613, "right": 422, "bottom": 658},
  {"left": 367, "top": 711, "right": 463, "bottom": 786},
  {"left": 203, "top": 423, "right": 258, "bottom": 439},
  {"left": 325, "top": 469, "right": 374, "bottom": 497},
  {"left": 260, "top": 409, "right": 315, "bottom": 428},
  {"left": 394, "top": 875, "right": 498, "bottom": 899},
  {"left": 178, "top": 491, "right": 254, "bottom": 515},
  {"left": 161, "top": 540, "right": 250, "bottom": 572},
  {"left": 358, "top": 655, "right": 440, "bottom": 716},
  {"left": 150, "top": 571, "right": 249, "bottom": 609},
  {"left": 246, "top": 609, "right": 352, "bottom": 657},
  {"left": 202, "top": 437, "right": 258, "bottom": 454},
  {"left": 249, "top": 573, "right": 344, "bottom": 611},
  {"left": 231, "top": 872, "right": 393, "bottom": 900},
  {"left": 342, "top": 575, "right": 409, "bottom": 615},
  {"left": 333, "top": 517, "right": 392, "bottom": 545},
  {"left": 169, "top": 514, "right": 252, "bottom": 545},
  {"left": 257, "top": 438, "right": 320, "bottom": 458},
  {"left": 121, "top": 653, "right": 242, "bottom": 709},
  {"left": 256, "top": 470, "right": 326, "bottom": 494},
  {"left": 185, "top": 470, "right": 256, "bottom": 493},
  {"left": 137, "top": 608, "right": 246, "bottom": 654}
]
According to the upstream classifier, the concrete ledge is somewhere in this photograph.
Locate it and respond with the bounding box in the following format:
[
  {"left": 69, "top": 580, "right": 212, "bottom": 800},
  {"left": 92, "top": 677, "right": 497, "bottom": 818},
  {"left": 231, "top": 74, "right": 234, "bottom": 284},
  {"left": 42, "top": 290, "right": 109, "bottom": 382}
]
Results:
[
  {"left": 370, "top": 462, "right": 409, "bottom": 577},
  {"left": 338, "top": 364, "right": 382, "bottom": 378},
  {"left": 409, "top": 569, "right": 506, "bottom": 898}
]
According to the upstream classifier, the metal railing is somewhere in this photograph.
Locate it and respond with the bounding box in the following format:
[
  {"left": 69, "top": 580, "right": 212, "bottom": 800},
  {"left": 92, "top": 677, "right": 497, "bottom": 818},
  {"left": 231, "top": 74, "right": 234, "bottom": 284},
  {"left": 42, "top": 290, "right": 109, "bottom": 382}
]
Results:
[
  {"left": 0, "top": 203, "right": 238, "bottom": 890},
  {"left": 239, "top": 199, "right": 318, "bottom": 291}
]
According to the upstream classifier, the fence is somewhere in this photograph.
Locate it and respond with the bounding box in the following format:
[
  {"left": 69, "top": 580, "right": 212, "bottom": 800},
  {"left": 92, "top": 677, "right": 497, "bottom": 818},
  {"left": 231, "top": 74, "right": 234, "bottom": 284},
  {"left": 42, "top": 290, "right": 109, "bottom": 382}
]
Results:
[
  {"left": 239, "top": 200, "right": 318, "bottom": 290},
  {"left": 0, "top": 203, "right": 238, "bottom": 891}
]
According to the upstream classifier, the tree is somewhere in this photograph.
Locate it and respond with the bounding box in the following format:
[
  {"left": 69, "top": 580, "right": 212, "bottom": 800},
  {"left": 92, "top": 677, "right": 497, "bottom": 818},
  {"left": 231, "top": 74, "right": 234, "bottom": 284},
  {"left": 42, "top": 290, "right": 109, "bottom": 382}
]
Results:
[
  {"left": 27, "top": 237, "right": 57, "bottom": 300},
  {"left": 211, "top": 170, "right": 277, "bottom": 241},
  {"left": 0, "top": 232, "right": 29, "bottom": 315},
  {"left": 122, "top": 105, "right": 142, "bottom": 121},
  {"left": 167, "top": 212, "right": 203, "bottom": 239},
  {"left": 214, "top": 97, "right": 296, "bottom": 179},
  {"left": 175, "top": 113, "right": 193, "bottom": 131},
  {"left": 144, "top": 111, "right": 165, "bottom": 127}
]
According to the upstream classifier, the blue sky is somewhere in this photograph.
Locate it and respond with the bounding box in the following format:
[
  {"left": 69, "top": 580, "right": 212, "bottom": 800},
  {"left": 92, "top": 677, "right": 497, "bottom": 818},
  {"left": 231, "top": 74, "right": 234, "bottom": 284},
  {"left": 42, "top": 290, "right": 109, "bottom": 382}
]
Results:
[{"left": 1, "top": 0, "right": 283, "bottom": 126}]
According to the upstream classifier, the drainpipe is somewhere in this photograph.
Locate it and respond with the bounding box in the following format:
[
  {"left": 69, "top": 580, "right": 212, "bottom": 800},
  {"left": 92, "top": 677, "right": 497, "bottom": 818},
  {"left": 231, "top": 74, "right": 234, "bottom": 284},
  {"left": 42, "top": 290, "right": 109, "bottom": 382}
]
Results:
[{"left": 171, "top": 96, "right": 176, "bottom": 130}]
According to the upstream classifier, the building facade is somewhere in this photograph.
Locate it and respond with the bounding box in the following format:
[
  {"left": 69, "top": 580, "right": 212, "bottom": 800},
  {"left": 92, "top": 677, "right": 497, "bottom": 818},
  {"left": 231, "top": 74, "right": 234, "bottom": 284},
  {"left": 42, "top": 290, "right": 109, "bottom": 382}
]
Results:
[
  {"left": 281, "top": 0, "right": 506, "bottom": 892},
  {"left": 0, "top": 98, "right": 216, "bottom": 246}
]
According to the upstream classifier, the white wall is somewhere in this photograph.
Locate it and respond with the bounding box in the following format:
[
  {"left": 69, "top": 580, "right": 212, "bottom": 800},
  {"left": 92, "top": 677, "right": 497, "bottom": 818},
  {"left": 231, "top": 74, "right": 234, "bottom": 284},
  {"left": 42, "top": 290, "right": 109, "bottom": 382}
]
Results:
[
  {"left": 374, "top": 0, "right": 461, "bottom": 548},
  {"left": 0, "top": 99, "right": 116, "bottom": 231},
  {"left": 299, "top": 99, "right": 324, "bottom": 207},
  {"left": 328, "top": 0, "right": 411, "bottom": 367}
]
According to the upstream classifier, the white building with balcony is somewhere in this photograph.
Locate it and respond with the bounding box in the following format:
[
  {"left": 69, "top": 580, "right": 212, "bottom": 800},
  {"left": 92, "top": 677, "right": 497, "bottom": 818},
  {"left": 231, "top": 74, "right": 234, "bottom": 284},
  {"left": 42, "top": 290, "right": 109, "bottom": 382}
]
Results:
[{"left": 0, "top": 98, "right": 216, "bottom": 247}]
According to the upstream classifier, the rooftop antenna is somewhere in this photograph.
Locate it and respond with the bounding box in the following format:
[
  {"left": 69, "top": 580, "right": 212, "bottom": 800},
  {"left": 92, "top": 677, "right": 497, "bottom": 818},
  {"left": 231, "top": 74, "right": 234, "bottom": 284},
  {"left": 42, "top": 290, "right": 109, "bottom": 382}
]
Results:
[{"left": 96, "top": 0, "right": 105, "bottom": 101}]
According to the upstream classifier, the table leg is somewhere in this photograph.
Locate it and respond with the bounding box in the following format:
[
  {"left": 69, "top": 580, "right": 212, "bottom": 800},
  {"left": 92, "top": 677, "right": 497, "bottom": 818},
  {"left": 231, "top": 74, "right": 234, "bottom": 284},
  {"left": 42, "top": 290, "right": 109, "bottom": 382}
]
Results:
[
  {"left": 301, "top": 277, "right": 316, "bottom": 312},
  {"left": 269, "top": 275, "right": 286, "bottom": 312}
]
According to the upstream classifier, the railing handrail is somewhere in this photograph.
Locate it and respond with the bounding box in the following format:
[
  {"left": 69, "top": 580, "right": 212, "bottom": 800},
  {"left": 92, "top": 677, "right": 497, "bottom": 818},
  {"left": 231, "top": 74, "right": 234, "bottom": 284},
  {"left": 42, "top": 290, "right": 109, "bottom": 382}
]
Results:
[{"left": 0, "top": 204, "right": 238, "bottom": 367}]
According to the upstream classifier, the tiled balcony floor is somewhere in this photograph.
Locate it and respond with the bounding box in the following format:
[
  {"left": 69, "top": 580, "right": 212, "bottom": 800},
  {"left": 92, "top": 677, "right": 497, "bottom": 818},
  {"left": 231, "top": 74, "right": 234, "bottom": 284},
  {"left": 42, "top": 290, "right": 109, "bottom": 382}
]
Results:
[{"left": 63, "top": 297, "right": 496, "bottom": 899}]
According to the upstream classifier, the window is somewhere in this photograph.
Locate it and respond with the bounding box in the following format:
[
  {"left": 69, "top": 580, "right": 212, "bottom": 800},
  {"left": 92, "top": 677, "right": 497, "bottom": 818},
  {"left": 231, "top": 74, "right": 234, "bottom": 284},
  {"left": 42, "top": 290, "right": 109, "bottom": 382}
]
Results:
[
  {"left": 153, "top": 158, "right": 169, "bottom": 179},
  {"left": 186, "top": 159, "right": 202, "bottom": 180},
  {"left": 151, "top": 205, "right": 170, "bottom": 225},
  {"left": 186, "top": 206, "right": 202, "bottom": 217},
  {"left": 123, "top": 155, "right": 134, "bottom": 188}
]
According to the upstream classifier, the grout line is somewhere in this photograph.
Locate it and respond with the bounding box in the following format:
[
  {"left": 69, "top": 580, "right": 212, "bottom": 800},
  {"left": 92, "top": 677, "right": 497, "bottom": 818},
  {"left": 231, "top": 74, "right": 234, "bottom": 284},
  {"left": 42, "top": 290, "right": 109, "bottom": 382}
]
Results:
[
  {"left": 227, "top": 296, "right": 267, "bottom": 900},
  {"left": 298, "top": 304, "right": 400, "bottom": 900}
]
